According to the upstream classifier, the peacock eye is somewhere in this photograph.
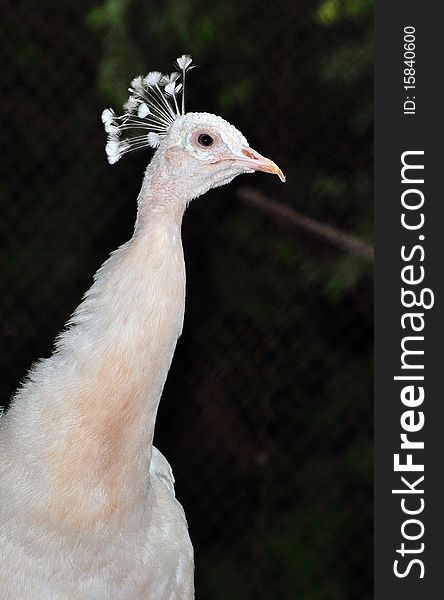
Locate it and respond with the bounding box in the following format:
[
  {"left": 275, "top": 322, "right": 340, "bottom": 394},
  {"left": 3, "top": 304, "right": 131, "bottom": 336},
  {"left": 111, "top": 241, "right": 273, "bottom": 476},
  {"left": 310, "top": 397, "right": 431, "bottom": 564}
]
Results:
[{"left": 197, "top": 133, "right": 214, "bottom": 147}]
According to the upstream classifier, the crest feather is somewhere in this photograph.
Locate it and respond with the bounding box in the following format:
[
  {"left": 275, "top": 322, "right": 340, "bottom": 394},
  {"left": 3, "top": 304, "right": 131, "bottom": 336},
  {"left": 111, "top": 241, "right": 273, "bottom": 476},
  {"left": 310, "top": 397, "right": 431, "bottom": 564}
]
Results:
[{"left": 102, "top": 55, "right": 196, "bottom": 164}]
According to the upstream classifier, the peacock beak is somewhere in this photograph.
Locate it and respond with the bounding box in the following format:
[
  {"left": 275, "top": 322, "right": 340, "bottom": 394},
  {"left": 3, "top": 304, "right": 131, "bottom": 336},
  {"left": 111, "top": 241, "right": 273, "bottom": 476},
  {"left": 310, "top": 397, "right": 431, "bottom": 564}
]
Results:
[{"left": 234, "top": 148, "right": 286, "bottom": 182}]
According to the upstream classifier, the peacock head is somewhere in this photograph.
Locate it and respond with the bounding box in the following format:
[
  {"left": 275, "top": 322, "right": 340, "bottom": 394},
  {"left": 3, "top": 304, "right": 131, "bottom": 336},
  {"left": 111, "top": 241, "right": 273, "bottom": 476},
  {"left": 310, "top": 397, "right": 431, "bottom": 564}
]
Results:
[{"left": 101, "top": 55, "right": 285, "bottom": 199}]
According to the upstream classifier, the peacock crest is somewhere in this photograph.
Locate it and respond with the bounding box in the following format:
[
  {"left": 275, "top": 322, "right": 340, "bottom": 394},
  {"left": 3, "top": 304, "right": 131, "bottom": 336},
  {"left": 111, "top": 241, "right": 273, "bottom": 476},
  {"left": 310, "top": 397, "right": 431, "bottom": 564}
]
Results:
[{"left": 101, "top": 55, "right": 195, "bottom": 164}]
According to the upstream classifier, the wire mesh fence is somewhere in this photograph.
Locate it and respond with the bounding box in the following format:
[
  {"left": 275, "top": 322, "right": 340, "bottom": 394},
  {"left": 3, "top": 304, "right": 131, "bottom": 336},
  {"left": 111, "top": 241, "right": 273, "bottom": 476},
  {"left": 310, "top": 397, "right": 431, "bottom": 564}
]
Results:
[{"left": 1, "top": 1, "right": 373, "bottom": 598}]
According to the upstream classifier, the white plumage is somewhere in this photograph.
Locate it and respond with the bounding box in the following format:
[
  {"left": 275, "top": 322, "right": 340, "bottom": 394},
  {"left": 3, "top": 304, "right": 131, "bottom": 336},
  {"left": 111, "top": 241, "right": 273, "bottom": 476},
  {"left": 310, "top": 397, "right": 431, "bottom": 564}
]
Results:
[{"left": 0, "top": 56, "right": 284, "bottom": 599}]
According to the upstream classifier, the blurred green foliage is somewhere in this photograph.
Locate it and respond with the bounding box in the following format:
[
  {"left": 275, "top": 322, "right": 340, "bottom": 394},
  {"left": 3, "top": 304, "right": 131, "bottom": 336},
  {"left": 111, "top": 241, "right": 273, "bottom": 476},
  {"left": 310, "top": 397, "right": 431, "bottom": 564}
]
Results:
[{"left": 1, "top": 1, "right": 372, "bottom": 598}]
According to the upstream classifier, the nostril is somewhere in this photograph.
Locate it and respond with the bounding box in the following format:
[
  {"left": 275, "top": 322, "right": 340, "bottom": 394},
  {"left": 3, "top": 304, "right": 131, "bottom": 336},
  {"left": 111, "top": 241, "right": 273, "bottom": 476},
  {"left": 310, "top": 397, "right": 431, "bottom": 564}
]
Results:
[{"left": 242, "top": 149, "right": 257, "bottom": 160}]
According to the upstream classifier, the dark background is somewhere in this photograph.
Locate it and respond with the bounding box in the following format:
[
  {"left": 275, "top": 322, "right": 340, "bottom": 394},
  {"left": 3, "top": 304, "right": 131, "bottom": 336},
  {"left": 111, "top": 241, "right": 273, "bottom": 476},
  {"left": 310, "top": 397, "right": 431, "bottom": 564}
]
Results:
[{"left": 1, "top": 1, "right": 373, "bottom": 598}]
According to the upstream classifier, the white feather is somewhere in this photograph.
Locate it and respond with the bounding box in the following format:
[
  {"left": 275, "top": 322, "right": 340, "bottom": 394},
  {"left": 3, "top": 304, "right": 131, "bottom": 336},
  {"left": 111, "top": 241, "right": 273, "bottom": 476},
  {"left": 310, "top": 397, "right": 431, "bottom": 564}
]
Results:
[
  {"left": 161, "top": 72, "right": 180, "bottom": 86},
  {"left": 147, "top": 132, "right": 161, "bottom": 148},
  {"left": 101, "top": 108, "right": 114, "bottom": 124},
  {"left": 144, "top": 71, "right": 163, "bottom": 87},
  {"left": 176, "top": 55, "right": 193, "bottom": 70},
  {"left": 124, "top": 96, "right": 139, "bottom": 112},
  {"left": 138, "top": 103, "right": 150, "bottom": 118},
  {"left": 164, "top": 82, "right": 178, "bottom": 96},
  {"left": 102, "top": 55, "right": 195, "bottom": 163},
  {"left": 129, "top": 75, "right": 144, "bottom": 92}
]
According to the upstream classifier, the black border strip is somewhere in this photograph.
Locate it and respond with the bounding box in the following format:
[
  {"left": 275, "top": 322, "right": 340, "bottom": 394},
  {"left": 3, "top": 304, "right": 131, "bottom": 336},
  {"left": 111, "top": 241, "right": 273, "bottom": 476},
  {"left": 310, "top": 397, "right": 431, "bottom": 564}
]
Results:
[{"left": 375, "top": 2, "right": 444, "bottom": 596}]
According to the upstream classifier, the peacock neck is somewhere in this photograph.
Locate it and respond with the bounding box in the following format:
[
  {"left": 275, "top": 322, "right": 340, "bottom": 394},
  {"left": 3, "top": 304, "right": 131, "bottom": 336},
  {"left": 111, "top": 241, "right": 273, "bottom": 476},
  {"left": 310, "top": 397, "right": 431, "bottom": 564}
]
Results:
[
  {"left": 9, "top": 166, "right": 187, "bottom": 512},
  {"left": 72, "top": 178, "right": 186, "bottom": 482}
]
